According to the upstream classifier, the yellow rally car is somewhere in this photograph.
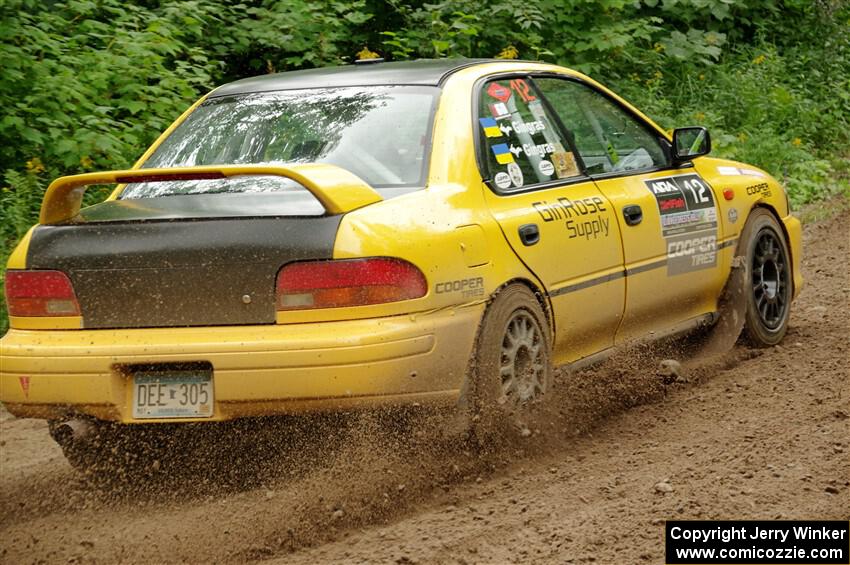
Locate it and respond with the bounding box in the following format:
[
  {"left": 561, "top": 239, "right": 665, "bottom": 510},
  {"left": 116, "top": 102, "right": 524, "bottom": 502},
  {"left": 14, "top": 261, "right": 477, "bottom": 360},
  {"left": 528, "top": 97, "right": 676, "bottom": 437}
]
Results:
[{"left": 0, "top": 59, "right": 802, "bottom": 468}]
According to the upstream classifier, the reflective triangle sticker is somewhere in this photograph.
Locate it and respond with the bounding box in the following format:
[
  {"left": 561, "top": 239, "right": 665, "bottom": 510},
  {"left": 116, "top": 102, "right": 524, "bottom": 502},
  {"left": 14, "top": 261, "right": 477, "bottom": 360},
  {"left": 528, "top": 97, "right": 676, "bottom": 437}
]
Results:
[{"left": 19, "top": 376, "right": 30, "bottom": 398}]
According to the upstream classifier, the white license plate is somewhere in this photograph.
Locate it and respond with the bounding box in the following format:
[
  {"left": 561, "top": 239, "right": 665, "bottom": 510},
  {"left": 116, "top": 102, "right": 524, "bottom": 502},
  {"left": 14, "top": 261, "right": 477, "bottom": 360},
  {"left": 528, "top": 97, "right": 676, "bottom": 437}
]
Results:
[{"left": 132, "top": 370, "right": 214, "bottom": 419}]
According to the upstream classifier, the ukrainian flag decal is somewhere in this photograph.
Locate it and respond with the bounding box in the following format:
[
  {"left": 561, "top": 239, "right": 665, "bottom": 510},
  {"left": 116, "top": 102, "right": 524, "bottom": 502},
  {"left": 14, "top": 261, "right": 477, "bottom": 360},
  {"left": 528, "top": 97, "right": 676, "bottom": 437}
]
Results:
[
  {"left": 479, "top": 117, "right": 502, "bottom": 138},
  {"left": 491, "top": 143, "right": 514, "bottom": 164}
]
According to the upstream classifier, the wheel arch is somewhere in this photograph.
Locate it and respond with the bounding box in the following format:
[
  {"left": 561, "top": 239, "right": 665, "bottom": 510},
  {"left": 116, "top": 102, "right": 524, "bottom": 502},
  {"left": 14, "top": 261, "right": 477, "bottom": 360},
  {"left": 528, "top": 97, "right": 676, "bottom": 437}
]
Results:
[{"left": 487, "top": 277, "right": 554, "bottom": 342}]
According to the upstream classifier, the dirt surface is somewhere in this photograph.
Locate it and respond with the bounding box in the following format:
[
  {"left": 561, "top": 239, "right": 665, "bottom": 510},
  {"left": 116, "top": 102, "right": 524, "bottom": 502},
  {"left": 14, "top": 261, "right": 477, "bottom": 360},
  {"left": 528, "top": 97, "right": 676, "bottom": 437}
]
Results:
[{"left": 1, "top": 204, "right": 848, "bottom": 564}]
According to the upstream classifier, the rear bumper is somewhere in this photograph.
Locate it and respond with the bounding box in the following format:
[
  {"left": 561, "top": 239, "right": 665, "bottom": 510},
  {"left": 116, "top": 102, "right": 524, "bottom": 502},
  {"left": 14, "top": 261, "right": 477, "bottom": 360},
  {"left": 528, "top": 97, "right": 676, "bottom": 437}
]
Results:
[
  {"left": 782, "top": 214, "right": 803, "bottom": 300},
  {"left": 0, "top": 305, "right": 482, "bottom": 423}
]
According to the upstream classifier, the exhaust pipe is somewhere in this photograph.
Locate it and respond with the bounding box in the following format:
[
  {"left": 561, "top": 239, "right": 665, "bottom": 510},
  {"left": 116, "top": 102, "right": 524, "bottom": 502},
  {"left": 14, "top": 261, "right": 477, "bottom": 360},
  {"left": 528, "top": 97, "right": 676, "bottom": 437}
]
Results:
[{"left": 49, "top": 419, "right": 94, "bottom": 448}]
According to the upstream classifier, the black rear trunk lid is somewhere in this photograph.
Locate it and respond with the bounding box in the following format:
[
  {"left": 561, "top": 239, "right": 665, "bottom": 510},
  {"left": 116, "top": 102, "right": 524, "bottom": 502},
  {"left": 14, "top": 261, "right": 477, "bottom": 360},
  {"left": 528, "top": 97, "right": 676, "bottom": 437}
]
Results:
[{"left": 26, "top": 195, "right": 340, "bottom": 329}]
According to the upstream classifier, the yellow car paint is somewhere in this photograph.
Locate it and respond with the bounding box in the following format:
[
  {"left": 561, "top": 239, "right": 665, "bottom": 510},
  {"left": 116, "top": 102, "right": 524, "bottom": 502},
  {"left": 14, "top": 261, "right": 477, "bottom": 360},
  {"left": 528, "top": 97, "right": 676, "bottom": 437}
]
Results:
[
  {"left": 6, "top": 225, "right": 34, "bottom": 270},
  {"left": 592, "top": 170, "right": 730, "bottom": 344}
]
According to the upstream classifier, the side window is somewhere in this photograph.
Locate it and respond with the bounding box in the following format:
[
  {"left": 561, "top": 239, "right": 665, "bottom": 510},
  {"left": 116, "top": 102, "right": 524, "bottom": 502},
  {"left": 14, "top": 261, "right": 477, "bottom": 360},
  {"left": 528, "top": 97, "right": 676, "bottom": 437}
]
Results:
[
  {"left": 478, "top": 78, "right": 582, "bottom": 192},
  {"left": 535, "top": 78, "right": 668, "bottom": 175}
]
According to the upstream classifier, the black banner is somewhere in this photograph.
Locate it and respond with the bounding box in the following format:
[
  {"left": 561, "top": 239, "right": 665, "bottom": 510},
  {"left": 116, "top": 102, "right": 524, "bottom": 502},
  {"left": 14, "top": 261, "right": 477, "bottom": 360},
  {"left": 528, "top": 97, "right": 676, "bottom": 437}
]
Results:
[{"left": 666, "top": 520, "right": 849, "bottom": 564}]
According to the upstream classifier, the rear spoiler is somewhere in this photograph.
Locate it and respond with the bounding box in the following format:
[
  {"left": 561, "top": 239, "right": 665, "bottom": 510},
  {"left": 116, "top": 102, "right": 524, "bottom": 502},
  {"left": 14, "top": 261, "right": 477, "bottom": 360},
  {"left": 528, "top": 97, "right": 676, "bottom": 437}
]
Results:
[{"left": 39, "top": 164, "right": 383, "bottom": 224}]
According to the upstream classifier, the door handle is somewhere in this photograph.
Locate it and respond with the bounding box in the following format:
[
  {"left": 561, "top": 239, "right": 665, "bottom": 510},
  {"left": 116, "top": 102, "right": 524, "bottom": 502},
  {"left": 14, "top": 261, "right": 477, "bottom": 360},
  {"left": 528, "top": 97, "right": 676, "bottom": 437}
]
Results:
[
  {"left": 623, "top": 205, "right": 643, "bottom": 226},
  {"left": 518, "top": 223, "right": 540, "bottom": 246}
]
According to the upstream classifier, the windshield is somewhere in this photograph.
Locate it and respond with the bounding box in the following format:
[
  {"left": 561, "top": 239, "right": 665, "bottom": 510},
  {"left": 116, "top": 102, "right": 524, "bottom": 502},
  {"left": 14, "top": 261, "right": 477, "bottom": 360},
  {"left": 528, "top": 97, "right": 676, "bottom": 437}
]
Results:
[{"left": 121, "top": 86, "right": 439, "bottom": 199}]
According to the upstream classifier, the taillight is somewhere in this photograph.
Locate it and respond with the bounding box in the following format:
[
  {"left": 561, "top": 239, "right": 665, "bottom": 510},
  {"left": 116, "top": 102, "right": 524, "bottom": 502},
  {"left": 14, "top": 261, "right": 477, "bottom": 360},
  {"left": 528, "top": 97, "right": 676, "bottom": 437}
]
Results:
[
  {"left": 276, "top": 258, "right": 427, "bottom": 310},
  {"left": 5, "top": 270, "right": 81, "bottom": 317}
]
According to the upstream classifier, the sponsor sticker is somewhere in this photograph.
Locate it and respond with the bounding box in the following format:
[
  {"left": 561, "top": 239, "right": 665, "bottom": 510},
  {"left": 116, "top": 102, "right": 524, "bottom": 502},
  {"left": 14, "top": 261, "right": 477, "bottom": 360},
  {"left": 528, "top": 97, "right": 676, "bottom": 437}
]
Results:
[
  {"left": 489, "top": 102, "right": 510, "bottom": 120},
  {"left": 435, "top": 277, "right": 485, "bottom": 298},
  {"left": 644, "top": 173, "right": 719, "bottom": 275},
  {"left": 739, "top": 167, "right": 767, "bottom": 178},
  {"left": 660, "top": 208, "right": 717, "bottom": 231},
  {"left": 717, "top": 165, "right": 768, "bottom": 178},
  {"left": 666, "top": 233, "right": 718, "bottom": 275},
  {"left": 522, "top": 141, "right": 555, "bottom": 157},
  {"left": 532, "top": 195, "right": 612, "bottom": 240},
  {"left": 512, "top": 120, "right": 545, "bottom": 135},
  {"left": 728, "top": 207, "right": 738, "bottom": 223},
  {"left": 658, "top": 195, "right": 687, "bottom": 213},
  {"left": 746, "top": 182, "right": 772, "bottom": 198},
  {"left": 479, "top": 117, "right": 502, "bottom": 138},
  {"left": 494, "top": 171, "right": 512, "bottom": 190},
  {"left": 538, "top": 159, "right": 554, "bottom": 176},
  {"left": 487, "top": 82, "right": 512, "bottom": 102},
  {"left": 551, "top": 150, "right": 579, "bottom": 178},
  {"left": 528, "top": 99, "right": 547, "bottom": 122},
  {"left": 507, "top": 162, "right": 524, "bottom": 187},
  {"left": 491, "top": 143, "right": 514, "bottom": 165}
]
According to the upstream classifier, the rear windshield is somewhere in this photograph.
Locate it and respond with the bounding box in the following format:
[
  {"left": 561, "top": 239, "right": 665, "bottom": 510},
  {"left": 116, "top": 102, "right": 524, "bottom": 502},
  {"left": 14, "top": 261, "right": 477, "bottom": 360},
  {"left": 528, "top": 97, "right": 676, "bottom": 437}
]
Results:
[{"left": 121, "top": 86, "right": 439, "bottom": 199}]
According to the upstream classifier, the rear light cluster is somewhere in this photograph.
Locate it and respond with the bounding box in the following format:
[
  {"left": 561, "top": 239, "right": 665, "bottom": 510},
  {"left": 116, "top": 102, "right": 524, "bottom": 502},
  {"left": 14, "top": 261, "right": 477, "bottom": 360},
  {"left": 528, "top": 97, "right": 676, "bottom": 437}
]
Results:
[
  {"left": 276, "top": 258, "right": 427, "bottom": 311},
  {"left": 5, "top": 270, "right": 81, "bottom": 317}
]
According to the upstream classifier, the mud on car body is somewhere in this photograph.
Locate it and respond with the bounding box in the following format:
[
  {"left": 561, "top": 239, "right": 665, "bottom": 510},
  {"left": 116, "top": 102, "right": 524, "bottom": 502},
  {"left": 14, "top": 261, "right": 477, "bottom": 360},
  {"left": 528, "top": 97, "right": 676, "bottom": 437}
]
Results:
[{"left": 0, "top": 59, "right": 803, "bottom": 469}]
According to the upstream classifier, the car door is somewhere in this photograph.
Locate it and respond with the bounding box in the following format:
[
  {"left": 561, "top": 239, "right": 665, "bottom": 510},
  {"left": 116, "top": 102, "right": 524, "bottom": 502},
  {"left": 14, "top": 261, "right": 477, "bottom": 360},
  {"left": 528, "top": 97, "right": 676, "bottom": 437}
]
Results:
[
  {"left": 477, "top": 76, "right": 625, "bottom": 365},
  {"left": 534, "top": 76, "right": 726, "bottom": 343}
]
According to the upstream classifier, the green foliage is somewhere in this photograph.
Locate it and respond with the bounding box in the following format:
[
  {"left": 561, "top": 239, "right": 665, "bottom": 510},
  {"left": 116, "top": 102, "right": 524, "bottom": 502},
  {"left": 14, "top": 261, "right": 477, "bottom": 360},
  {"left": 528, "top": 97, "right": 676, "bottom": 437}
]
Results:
[
  {"left": 1, "top": 0, "right": 849, "bottom": 332},
  {"left": 204, "top": 1, "right": 373, "bottom": 74},
  {"left": 0, "top": 0, "right": 214, "bottom": 173}
]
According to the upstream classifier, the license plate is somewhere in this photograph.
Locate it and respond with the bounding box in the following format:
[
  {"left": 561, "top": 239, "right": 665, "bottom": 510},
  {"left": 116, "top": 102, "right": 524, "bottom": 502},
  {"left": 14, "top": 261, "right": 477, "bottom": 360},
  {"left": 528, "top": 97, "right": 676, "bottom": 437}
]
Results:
[{"left": 132, "top": 370, "right": 214, "bottom": 419}]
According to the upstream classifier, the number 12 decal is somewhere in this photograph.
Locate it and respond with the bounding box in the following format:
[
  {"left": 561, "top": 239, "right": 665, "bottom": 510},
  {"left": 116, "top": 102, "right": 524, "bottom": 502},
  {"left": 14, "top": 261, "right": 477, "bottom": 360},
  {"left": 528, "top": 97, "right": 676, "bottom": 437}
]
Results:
[
  {"left": 510, "top": 79, "right": 536, "bottom": 103},
  {"left": 682, "top": 178, "right": 710, "bottom": 204}
]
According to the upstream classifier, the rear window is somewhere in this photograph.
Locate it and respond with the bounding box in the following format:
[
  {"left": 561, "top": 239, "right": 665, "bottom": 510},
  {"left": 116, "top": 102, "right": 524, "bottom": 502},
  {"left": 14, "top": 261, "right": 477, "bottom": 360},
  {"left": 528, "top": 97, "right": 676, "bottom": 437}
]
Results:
[{"left": 121, "top": 86, "right": 439, "bottom": 199}]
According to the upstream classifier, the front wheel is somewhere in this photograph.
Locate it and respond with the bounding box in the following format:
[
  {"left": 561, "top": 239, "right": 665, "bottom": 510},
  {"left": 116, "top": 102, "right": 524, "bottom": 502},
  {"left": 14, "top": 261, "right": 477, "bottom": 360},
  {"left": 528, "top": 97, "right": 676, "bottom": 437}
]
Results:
[
  {"left": 740, "top": 208, "right": 792, "bottom": 346},
  {"left": 463, "top": 284, "right": 553, "bottom": 440}
]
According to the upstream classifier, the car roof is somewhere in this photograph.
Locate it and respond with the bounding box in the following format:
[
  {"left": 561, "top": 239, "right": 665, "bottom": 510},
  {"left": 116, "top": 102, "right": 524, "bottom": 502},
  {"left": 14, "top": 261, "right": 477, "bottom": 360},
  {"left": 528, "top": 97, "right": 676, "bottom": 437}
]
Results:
[{"left": 211, "top": 58, "right": 509, "bottom": 97}]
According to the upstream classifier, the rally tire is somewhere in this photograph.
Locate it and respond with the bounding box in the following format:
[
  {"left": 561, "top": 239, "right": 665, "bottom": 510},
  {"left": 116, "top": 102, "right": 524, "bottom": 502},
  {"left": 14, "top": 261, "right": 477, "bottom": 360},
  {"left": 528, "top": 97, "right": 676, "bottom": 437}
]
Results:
[
  {"left": 464, "top": 284, "right": 553, "bottom": 441},
  {"left": 739, "top": 208, "right": 792, "bottom": 346}
]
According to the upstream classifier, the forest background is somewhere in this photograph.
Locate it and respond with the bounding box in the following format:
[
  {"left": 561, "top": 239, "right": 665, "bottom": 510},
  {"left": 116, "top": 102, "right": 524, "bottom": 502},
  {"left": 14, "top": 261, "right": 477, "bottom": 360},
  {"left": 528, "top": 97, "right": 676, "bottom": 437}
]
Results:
[{"left": 1, "top": 0, "right": 848, "bottom": 332}]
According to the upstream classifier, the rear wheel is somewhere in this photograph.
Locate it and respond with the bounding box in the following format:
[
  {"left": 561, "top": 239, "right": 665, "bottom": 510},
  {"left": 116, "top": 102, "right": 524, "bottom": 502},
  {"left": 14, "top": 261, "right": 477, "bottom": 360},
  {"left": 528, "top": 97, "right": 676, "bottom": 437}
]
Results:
[
  {"left": 740, "top": 209, "right": 792, "bottom": 346},
  {"left": 462, "top": 284, "right": 553, "bottom": 440}
]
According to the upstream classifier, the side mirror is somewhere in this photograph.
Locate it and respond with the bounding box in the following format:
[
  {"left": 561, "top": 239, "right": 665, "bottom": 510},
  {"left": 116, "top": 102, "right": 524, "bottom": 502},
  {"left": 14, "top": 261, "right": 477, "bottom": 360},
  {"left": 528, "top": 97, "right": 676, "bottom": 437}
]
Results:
[{"left": 672, "top": 126, "right": 711, "bottom": 161}]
